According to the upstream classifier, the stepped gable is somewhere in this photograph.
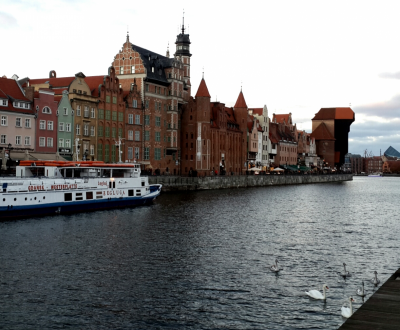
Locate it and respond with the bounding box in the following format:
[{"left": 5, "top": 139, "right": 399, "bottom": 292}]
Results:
[
  {"left": 384, "top": 146, "right": 400, "bottom": 158},
  {"left": 312, "top": 107, "right": 354, "bottom": 120},
  {"left": 310, "top": 122, "right": 335, "bottom": 140},
  {"left": 195, "top": 78, "right": 210, "bottom": 98},
  {"left": 234, "top": 90, "right": 247, "bottom": 108}
]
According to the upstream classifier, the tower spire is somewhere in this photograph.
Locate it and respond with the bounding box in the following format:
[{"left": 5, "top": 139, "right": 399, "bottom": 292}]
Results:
[
  {"left": 182, "top": 9, "right": 185, "bottom": 34},
  {"left": 126, "top": 26, "right": 129, "bottom": 43},
  {"left": 202, "top": 66, "right": 204, "bottom": 79},
  {"left": 166, "top": 42, "right": 170, "bottom": 58}
]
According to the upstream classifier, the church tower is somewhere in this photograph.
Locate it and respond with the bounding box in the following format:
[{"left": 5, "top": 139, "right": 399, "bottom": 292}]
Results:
[
  {"left": 234, "top": 89, "right": 249, "bottom": 173},
  {"left": 175, "top": 14, "right": 192, "bottom": 98}
]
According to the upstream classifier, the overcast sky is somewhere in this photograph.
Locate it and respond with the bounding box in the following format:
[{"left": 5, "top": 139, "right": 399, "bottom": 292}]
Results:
[{"left": 1, "top": 0, "right": 400, "bottom": 156}]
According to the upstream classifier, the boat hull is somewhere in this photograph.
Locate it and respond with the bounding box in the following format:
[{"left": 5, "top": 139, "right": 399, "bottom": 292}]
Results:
[{"left": 0, "top": 185, "right": 161, "bottom": 220}]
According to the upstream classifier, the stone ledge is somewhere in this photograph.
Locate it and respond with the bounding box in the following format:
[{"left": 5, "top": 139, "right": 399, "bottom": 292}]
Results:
[{"left": 149, "top": 174, "right": 353, "bottom": 192}]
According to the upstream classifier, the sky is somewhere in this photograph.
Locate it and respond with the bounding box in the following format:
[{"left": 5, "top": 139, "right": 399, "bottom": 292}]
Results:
[{"left": 1, "top": 0, "right": 400, "bottom": 156}]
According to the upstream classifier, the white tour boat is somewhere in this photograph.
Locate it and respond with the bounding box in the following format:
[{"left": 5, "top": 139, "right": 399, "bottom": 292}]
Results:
[{"left": 0, "top": 160, "right": 162, "bottom": 220}]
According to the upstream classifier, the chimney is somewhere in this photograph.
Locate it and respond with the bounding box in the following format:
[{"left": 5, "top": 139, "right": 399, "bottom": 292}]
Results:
[{"left": 24, "top": 86, "right": 35, "bottom": 101}]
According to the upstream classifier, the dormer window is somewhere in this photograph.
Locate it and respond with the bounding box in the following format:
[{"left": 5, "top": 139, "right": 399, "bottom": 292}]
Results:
[{"left": 1, "top": 99, "right": 8, "bottom": 107}]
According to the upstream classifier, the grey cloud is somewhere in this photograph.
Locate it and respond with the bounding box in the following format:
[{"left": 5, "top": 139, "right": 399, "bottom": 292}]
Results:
[
  {"left": 349, "top": 121, "right": 400, "bottom": 138},
  {"left": 0, "top": 12, "right": 18, "bottom": 29},
  {"left": 354, "top": 94, "right": 400, "bottom": 118},
  {"left": 378, "top": 72, "right": 400, "bottom": 79}
]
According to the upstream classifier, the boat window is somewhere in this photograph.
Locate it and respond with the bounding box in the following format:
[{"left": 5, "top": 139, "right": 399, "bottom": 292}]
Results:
[
  {"left": 86, "top": 192, "right": 93, "bottom": 200},
  {"left": 2, "top": 198, "right": 5, "bottom": 202},
  {"left": 64, "top": 193, "right": 72, "bottom": 201},
  {"left": 34, "top": 197, "right": 37, "bottom": 200},
  {"left": 141, "top": 181, "right": 145, "bottom": 187},
  {"left": 136, "top": 189, "right": 141, "bottom": 196},
  {"left": 128, "top": 189, "right": 134, "bottom": 197},
  {"left": 43, "top": 196, "right": 45, "bottom": 199},
  {"left": 14, "top": 198, "right": 17, "bottom": 201},
  {"left": 75, "top": 193, "right": 83, "bottom": 201},
  {"left": 96, "top": 191, "right": 103, "bottom": 199},
  {"left": 25, "top": 197, "right": 27, "bottom": 201}
]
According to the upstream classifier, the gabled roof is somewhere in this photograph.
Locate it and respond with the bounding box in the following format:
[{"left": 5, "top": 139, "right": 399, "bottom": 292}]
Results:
[
  {"left": 195, "top": 78, "right": 210, "bottom": 98},
  {"left": 29, "top": 76, "right": 75, "bottom": 89},
  {"left": 312, "top": 107, "right": 355, "bottom": 120},
  {"left": 249, "top": 108, "right": 263, "bottom": 116},
  {"left": 130, "top": 43, "right": 175, "bottom": 86},
  {"left": 274, "top": 114, "right": 290, "bottom": 124},
  {"left": 310, "top": 122, "right": 335, "bottom": 140},
  {"left": 0, "top": 77, "right": 33, "bottom": 114},
  {"left": 85, "top": 75, "right": 106, "bottom": 97},
  {"left": 234, "top": 90, "right": 247, "bottom": 108}
]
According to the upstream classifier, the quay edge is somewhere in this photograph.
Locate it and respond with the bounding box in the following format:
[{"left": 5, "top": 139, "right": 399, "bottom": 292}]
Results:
[{"left": 149, "top": 174, "right": 353, "bottom": 192}]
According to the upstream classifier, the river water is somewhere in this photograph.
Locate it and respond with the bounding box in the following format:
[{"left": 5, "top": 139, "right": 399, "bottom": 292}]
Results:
[{"left": 0, "top": 177, "right": 399, "bottom": 329}]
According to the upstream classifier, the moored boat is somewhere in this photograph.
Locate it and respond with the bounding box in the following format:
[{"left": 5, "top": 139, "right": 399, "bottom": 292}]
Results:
[{"left": 0, "top": 161, "right": 162, "bottom": 220}]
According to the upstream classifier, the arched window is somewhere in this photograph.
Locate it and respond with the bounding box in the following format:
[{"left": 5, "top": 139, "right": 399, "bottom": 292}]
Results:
[{"left": 42, "top": 106, "right": 51, "bottom": 114}]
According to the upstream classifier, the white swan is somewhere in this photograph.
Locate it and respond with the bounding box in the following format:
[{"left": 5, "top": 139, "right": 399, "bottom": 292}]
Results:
[
  {"left": 270, "top": 259, "right": 281, "bottom": 272},
  {"left": 341, "top": 297, "right": 355, "bottom": 318},
  {"left": 356, "top": 281, "right": 366, "bottom": 297},
  {"left": 371, "top": 271, "right": 380, "bottom": 286},
  {"left": 306, "top": 284, "right": 329, "bottom": 300},
  {"left": 338, "top": 262, "right": 351, "bottom": 278}
]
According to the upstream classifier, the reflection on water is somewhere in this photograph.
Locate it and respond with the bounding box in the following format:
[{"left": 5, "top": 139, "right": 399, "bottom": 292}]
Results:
[{"left": 0, "top": 177, "right": 399, "bottom": 329}]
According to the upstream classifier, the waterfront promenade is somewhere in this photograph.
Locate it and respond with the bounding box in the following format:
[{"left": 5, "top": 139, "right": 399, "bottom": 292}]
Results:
[
  {"left": 339, "top": 268, "right": 400, "bottom": 329},
  {"left": 148, "top": 173, "right": 353, "bottom": 192}
]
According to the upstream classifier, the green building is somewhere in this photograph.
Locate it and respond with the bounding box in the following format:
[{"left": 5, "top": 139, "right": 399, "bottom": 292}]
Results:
[{"left": 57, "top": 91, "right": 74, "bottom": 160}]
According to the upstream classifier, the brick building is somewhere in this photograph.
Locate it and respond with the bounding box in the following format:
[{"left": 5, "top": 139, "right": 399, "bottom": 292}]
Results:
[
  {"left": 34, "top": 88, "right": 58, "bottom": 153},
  {"left": 269, "top": 113, "right": 298, "bottom": 167},
  {"left": 181, "top": 78, "right": 244, "bottom": 175},
  {"left": 123, "top": 79, "right": 143, "bottom": 164},
  {"left": 86, "top": 67, "right": 125, "bottom": 163},
  {"left": 112, "top": 27, "right": 190, "bottom": 174},
  {"left": 311, "top": 107, "right": 355, "bottom": 169}
]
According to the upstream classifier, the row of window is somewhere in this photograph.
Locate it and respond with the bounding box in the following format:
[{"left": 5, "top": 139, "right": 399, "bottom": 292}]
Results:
[
  {"left": 39, "top": 120, "right": 54, "bottom": 130},
  {"left": 119, "top": 65, "right": 135, "bottom": 74},
  {"left": 98, "top": 109, "right": 124, "bottom": 121},
  {"left": 127, "top": 114, "right": 141, "bottom": 125},
  {"left": 0, "top": 135, "right": 31, "bottom": 145},
  {"left": 97, "top": 127, "right": 122, "bottom": 138},
  {"left": 1, "top": 116, "right": 32, "bottom": 128},
  {"left": 76, "top": 124, "right": 95, "bottom": 137},
  {"left": 39, "top": 137, "right": 53, "bottom": 147},
  {"left": 76, "top": 106, "right": 96, "bottom": 118}
]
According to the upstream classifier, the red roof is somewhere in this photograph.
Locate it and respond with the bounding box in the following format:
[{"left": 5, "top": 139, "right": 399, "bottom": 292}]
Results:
[
  {"left": 85, "top": 75, "right": 105, "bottom": 96},
  {"left": 195, "top": 78, "right": 211, "bottom": 98},
  {"left": 312, "top": 107, "right": 355, "bottom": 120},
  {"left": 234, "top": 90, "right": 247, "bottom": 108},
  {"left": 0, "top": 77, "right": 33, "bottom": 114},
  {"left": 249, "top": 108, "right": 263, "bottom": 115},
  {"left": 310, "top": 122, "right": 335, "bottom": 140},
  {"left": 29, "top": 76, "right": 75, "bottom": 88},
  {"left": 274, "top": 114, "right": 290, "bottom": 124}
]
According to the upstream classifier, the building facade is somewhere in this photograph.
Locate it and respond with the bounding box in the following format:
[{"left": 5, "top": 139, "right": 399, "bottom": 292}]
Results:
[
  {"left": 34, "top": 89, "right": 58, "bottom": 153},
  {"left": 57, "top": 90, "right": 74, "bottom": 160}
]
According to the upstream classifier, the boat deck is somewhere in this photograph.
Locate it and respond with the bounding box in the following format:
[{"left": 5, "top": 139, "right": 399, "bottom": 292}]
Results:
[{"left": 339, "top": 268, "right": 400, "bottom": 329}]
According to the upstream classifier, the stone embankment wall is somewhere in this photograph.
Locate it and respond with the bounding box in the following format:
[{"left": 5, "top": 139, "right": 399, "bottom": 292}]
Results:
[{"left": 148, "top": 174, "right": 353, "bottom": 192}]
